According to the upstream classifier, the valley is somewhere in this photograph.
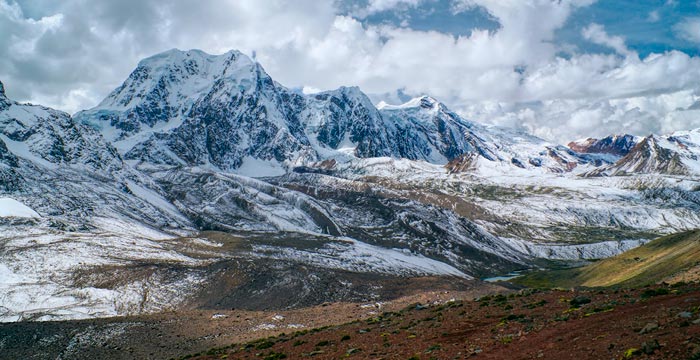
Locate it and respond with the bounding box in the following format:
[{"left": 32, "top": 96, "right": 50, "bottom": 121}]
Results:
[
  {"left": 1, "top": 48, "right": 700, "bottom": 359},
  {"left": 514, "top": 229, "right": 700, "bottom": 288}
]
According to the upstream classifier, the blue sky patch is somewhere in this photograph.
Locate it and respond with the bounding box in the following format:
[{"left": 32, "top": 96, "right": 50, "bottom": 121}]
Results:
[{"left": 341, "top": 0, "right": 700, "bottom": 57}]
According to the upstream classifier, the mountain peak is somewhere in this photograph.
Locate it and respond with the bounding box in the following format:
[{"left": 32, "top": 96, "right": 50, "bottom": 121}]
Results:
[
  {"left": 139, "top": 48, "right": 250, "bottom": 66},
  {"left": 130, "top": 48, "right": 257, "bottom": 85},
  {"left": 79, "top": 48, "right": 266, "bottom": 139},
  {"left": 568, "top": 134, "right": 638, "bottom": 157},
  {"left": 320, "top": 86, "right": 376, "bottom": 109},
  {"left": 418, "top": 96, "right": 439, "bottom": 109},
  {"left": 377, "top": 95, "right": 440, "bottom": 111},
  {"left": 0, "top": 80, "right": 5, "bottom": 97},
  {"left": 334, "top": 85, "right": 363, "bottom": 96}
]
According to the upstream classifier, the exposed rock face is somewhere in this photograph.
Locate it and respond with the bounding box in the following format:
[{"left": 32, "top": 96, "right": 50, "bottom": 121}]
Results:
[
  {"left": 0, "top": 81, "right": 10, "bottom": 111},
  {"left": 446, "top": 153, "right": 479, "bottom": 173},
  {"left": 614, "top": 136, "right": 687, "bottom": 175},
  {"left": 0, "top": 138, "right": 21, "bottom": 192},
  {"left": 0, "top": 138, "right": 18, "bottom": 168},
  {"left": 308, "top": 87, "right": 394, "bottom": 159},
  {"left": 378, "top": 96, "right": 497, "bottom": 163}
]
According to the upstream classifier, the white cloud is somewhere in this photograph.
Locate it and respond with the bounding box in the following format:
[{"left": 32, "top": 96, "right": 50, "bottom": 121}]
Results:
[
  {"left": 582, "top": 23, "right": 635, "bottom": 58},
  {"left": 675, "top": 17, "right": 700, "bottom": 43},
  {"left": 462, "top": 89, "right": 700, "bottom": 142},
  {"left": 469, "top": 50, "right": 700, "bottom": 141},
  {"left": 0, "top": 0, "right": 337, "bottom": 111},
  {"left": 1, "top": 0, "right": 700, "bottom": 143}
]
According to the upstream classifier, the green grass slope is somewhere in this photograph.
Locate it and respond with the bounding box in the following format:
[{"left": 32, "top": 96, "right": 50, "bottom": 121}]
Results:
[{"left": 513, "top": 230, "right": 700, "bottom": 288}]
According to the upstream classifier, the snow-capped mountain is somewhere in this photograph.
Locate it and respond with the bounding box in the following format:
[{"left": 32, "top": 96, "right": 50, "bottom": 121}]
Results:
[
  {"left": 76, "top": 49, "right": 611, "bottom": 176},
  {"left": 568, "top": 134, "right": 638, "bottom": 157},
  {"left": 0, "top": 73, "right": 527, "bottom": 321},
  {"left": 76, "top": 49, "right": 506, "bottom": 174},
  {"left": 78, "top": 49, "right": 490, "bottom": 173},
  {"left": 2, "top": 49, "right": 700, "bottom": 322},
  {"left": 76, "top": 49, "right": 304, "bottom": 171},
  {"left": 381, "top": 94, "right": 623, "bottom": 174},
  {"left": 587, "top": 130, "right": 700, "bottom": 176},
  {"left": 0, "top": 80, "right": 198, "bottom": 231}
]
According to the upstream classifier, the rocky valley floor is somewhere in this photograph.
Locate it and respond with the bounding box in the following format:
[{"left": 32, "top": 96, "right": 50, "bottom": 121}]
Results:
[{"left": 0, "top": 278, "right": 503, "bottom": 360}]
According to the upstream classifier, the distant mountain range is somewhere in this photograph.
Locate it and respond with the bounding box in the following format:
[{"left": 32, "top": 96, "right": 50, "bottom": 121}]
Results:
[{"left": 1, "top": 49, "right": 700, "bottom": 322}]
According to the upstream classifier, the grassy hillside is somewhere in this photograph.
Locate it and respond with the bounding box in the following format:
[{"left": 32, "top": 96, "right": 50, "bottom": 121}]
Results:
[{"left": 513, "top": 230, "right": 700, "bottom": 288}]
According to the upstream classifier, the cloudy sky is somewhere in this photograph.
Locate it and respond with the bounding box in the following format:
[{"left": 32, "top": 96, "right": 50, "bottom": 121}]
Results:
[{"left": 2, "top": 0, "right": 700, "bottom": 142}]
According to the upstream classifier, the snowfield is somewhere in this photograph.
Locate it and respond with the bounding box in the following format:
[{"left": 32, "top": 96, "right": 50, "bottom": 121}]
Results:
[{"left": 0, "top": 219, "right": 204, "bottom": 322}]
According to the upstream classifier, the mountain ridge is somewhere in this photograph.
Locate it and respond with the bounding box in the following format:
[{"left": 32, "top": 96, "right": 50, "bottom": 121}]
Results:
[
  {"left": 77, "top": 49, "right": 505, "bottom": 174},
  {"left": 75, "top": 49, "right": 630, "bottom": 176},
  {"left": 585, "top": 131, "right": 700, "bottom": 176}
]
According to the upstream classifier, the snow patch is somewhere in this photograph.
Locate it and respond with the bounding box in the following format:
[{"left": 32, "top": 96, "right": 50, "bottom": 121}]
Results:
[
  {"left": 0, "top": 134, "right": 57, "bottom": 169},
  {"left": 0, "top": 198, "right": 39, "bottom": 218},
  {"left": 236, "top": 156, "right": 286, "bottom": 177},
  {"left": 252, "top": 238, "right": 470, "bottom": 278}
]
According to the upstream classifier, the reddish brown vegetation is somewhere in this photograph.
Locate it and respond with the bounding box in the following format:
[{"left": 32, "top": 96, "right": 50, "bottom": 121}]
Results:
[{"left": 187, "top": 283, "right": 700, "bottom": 360}]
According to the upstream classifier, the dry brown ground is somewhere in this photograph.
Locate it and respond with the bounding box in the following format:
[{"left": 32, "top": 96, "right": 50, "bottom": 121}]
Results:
[
  {"left": 0, "top": 278, "right": 505, "bottom": 360},
  {"left": 187, "top": 283, "right": 700, "bottom": 360}
]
